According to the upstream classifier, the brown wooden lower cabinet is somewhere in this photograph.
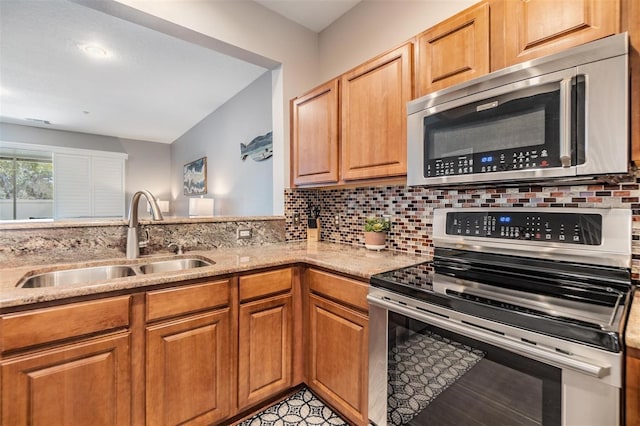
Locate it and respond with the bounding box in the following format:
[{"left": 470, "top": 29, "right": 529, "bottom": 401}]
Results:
[
  {"left": 1, "top": 332, "right": 131, "bottom": 426},
  {"left": 627, "top": 348, "right": 640, "bottom": 426},
  {"left": 307, "top": 293, "right": 369, "bottom": 426},
  {"left": 146, "top": 309, "right": 232, "bottom": 426},
  {"left": 0, "top": 266, "right": 373, "bottom": 425},
  {"left": 238, "top": 293, "right": 293, "bottom": 410}
]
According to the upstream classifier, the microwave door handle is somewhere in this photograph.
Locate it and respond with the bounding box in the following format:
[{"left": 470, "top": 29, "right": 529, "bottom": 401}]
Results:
[{"left": 559, "top": 78, "right": 573, "bottom": 167}]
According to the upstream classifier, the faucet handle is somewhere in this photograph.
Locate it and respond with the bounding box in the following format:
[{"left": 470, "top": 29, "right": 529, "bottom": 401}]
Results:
[
  {"left": 139, "top": 228, "right": 150, "bottom": 248},
  {"left": 168, "top": 242, "right": 184, "bottom": 255}
]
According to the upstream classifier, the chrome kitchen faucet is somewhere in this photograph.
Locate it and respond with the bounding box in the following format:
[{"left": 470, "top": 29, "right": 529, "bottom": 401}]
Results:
[{"left": 126, "top": 190, "right": 163, "bottom": 259}]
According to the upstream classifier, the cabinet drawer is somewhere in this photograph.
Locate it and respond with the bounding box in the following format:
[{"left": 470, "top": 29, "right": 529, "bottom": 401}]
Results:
[
  {"left": 1, "top": 296, "right": 131, "bottom": 353},
  {"left": 146, "top": 279, "right": 230, "bottom": 322},
  {"left": 307, "top": 269, "right": 368, "bottom": 312},
  {"left": 239, "top": 268, "right": 292, "bottom": 302}
]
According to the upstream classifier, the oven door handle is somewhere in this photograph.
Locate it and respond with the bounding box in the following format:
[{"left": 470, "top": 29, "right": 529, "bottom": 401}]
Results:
[
  {"left": 559, "top": 77, "right": 573, "bottom": 168},
  {"left": 367, "top": 295, "right": 611, "bottom": 379}
]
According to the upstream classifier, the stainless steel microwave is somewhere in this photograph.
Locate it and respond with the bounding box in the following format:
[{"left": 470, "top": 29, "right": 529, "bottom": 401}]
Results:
[{"left": 407, "top": 33, "right": 629, "bottom": 187}]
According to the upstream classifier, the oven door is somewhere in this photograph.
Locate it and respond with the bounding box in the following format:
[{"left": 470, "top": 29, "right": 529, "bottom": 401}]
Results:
[{"left": 368, "top": 293, "right": 622, "bottom": 426}]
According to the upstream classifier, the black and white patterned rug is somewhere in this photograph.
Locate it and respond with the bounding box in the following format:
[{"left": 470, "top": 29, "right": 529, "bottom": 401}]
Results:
[
  {"left": 387, "top": 327, "right": 485, "bottom": 425},
  {"left": 238, "top": 387, "right": 347, "bottom": 426}
]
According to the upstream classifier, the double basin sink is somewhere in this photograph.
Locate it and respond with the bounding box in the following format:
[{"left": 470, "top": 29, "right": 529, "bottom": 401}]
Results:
[{"left": 17, "top": 258, "right": 213, "bottom": 289}]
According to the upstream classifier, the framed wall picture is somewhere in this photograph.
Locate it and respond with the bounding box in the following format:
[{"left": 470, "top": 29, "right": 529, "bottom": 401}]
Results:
[{"left": 183, "top": 157, "right": 207, "bottom": 195}]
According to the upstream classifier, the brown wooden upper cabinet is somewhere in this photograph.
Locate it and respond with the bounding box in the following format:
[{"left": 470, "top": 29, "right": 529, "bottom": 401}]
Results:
[
  {"left": 290, "top": 0, "right": 629, "bottom": 187},
  {"left": 341, "top": 43, "right": 413, "bottom": 181},
  {"left": 291, "top": 43, "right": 413, "bottom": 187},
  {"left": 416, "top": 1, "right": 490, "bottom": 97},
  {"left": 496, "top": 0, "right": 620, "bottom": 68},
  {"left": 291, "top": 79, "right": 340, "bottom": 186}
]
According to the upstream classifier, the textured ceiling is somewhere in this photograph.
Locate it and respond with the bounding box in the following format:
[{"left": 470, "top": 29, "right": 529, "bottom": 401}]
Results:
[
  {"left": 0, "top": 0, "right": 363, "bottom": 144},
  {"left": 0, "top": 0, "right": 268, "bottom": 143}
]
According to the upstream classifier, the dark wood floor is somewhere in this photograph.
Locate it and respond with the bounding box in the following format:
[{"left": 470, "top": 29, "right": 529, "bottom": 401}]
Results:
[{"left": 408, "top": 358, "right": 543, "bottom": 426}]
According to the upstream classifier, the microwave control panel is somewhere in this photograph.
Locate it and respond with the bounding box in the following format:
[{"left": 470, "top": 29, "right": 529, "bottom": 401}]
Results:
[
  {"left": 426, "top": 148, "right": 563, "bottom": 177},
  {"left": 445, "top": 211, "right": 602, "bottom": 245}
]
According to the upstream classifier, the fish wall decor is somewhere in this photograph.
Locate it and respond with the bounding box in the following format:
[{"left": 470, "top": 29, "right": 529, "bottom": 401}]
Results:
[{"left": 241, "top": 131, "right": 273, "bottom": 162}]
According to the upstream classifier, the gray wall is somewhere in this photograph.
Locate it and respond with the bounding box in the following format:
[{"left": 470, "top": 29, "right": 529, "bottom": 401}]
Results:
[
  {"left": 0, "top": 122, "right": 127, "bottom": 153},
  {"left": 120, "top": 138, "right": 172, "bottom": 216},
  {"left": 171, "top": 71, "right": 273, "bottom": 217},
  {"left": 110, "top": 0, "right": 322, "bottom": 215}
]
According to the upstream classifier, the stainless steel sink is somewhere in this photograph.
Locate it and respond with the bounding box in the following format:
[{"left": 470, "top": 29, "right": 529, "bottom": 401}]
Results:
[
  {"left": 139, "top": 258, "right": 213, "bottom": 274},
  {"left": 15, "top": 257, "right": 214, "bottom": 288},
  {"left": 17, "top": 265, "right": 137, "bottom": 288}
]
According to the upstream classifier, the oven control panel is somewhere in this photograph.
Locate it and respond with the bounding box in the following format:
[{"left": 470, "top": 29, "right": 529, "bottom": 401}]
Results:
[{"left": 445, "top": 211, "right": 602, "bottom": 245}]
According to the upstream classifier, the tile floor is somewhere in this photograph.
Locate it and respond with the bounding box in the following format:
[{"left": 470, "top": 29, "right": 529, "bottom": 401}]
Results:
[{"left": 237, "top": 387, "right": 347, "bottom": 426}]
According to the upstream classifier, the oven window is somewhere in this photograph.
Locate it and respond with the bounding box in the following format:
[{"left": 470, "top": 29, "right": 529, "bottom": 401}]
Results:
[
  {"left": 387, "top": 312, "right": 561, "bottom": 426},
  {"left": 424, "top": 89, "right": 560, "bottom": 161},
  {"left": 428, "top": 107, "right": 546, "bottom": 159}
]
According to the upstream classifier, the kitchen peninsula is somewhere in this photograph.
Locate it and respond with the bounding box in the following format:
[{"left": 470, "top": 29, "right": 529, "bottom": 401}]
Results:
[{"left": 0, "top": 227, "right": 423, "bottom": 425}]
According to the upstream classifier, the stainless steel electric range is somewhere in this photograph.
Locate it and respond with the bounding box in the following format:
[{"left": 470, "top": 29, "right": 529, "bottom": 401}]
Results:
[{"left": 368, "top": 208, "right": 633, "bottom": 426}]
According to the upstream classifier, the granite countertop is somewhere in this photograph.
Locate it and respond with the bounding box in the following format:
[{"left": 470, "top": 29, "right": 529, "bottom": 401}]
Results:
[
  {"left": 0, "top": 241, "right": 426, "bottom": 310},
  {"left": 627, "top": 291, "right": 640, "bottom": 351}
]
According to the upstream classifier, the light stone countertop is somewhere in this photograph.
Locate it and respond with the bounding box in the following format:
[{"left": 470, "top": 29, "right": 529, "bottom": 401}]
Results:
[
  {"left": 626, "top": 291, "right": 640, "bottom": 351},
  {"left": 0, "top": 241, "right": 426, "bottom": 310},
  {"left": 5, "top": 240, "right": 638, "bottom": 353}
]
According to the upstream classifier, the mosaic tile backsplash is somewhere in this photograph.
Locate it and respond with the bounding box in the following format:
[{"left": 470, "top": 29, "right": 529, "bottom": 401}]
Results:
[{"left": 284, "top": 177, "right": 640, "bottom": 279}]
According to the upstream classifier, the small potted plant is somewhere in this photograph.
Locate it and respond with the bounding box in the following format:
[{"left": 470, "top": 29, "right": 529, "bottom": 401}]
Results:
[{"left": 364, "top": 216, "right": 390, "bottom": 250}]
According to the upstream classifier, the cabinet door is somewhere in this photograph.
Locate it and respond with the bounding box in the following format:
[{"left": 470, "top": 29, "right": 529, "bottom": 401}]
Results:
[
  {"left": 146, "top": 309, "right": 231, "bottom": 426},
  {"left": 416, "top": 1, "right": 490, "bottom": 97},
  {"left": 291, "top": 79, "right": 339, "bottom": 186},
  {"left": 307, "top": 294, "right": 368, "bottom": 426},
  {"left": 1, "top": 333, "right": 131, "bottom": 426},
  {"left": 627, "top": 350, "right": 640, "bottom": 426},
  {"left": 341, "top": 43, "right": 413, "bottom": 181},
  {"left": 238, "top": 293, "right": 292, "bottom": 409},
  {"left": 501, "top": 0, "right": 619, "bottom": 67}
]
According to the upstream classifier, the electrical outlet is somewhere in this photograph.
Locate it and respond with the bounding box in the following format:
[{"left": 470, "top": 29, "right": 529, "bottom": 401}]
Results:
[
  {"left": 237, "top": 227, "right": 252, "bottom": 239},
  {"left": 334, "top": 215, "right": 340, "bottom": 227},
  {"left": 382, "top": 214, "right": 392, "bottom": 229},
  {"left": 293, "top": 213, "right": 300, "bottom": 226}
]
